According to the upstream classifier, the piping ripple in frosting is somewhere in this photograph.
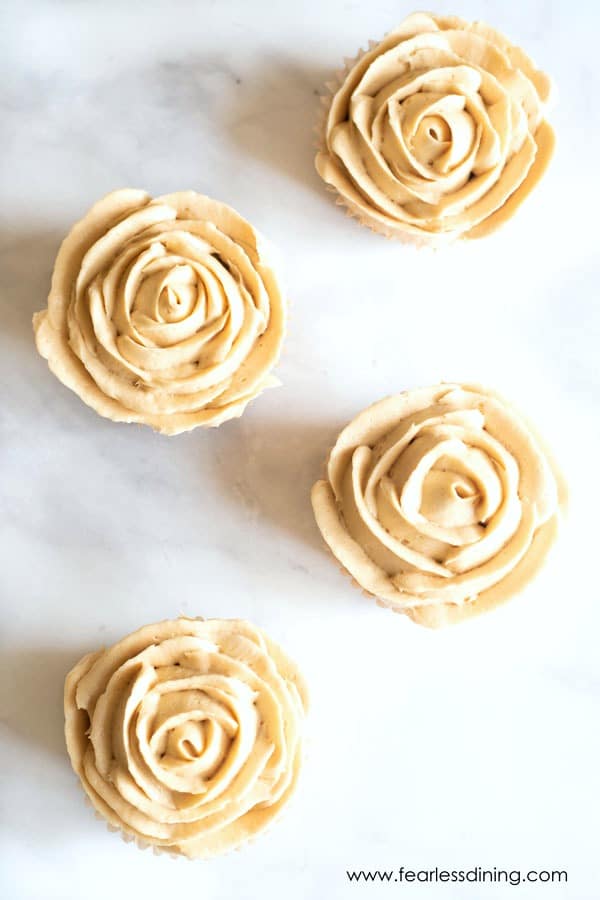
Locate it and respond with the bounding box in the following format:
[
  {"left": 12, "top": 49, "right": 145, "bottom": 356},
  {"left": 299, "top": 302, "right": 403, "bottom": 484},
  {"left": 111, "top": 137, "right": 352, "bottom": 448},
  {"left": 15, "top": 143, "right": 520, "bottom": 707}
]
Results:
[
  {"left": 64, "top": 617, "right": 308, "bottom": 858},
  {"left": 316, "top": 12, "right": 555, "bottom": 244},
  {"left": 311, "top": 384, "right": 565, "bottom": 627},
  {"left": 34, "top": 190, "right": 286, "bottom": 434}
]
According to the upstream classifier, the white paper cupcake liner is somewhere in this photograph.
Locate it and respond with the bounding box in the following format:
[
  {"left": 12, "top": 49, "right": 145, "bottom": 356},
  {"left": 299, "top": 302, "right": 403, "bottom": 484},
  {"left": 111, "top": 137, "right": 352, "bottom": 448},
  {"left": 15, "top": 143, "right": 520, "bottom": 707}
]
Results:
[
  {"left": 75, "top": 741, "right": 311, "bottom": 860},
  {"left": 81, "top": 791, "right": 182, "bottom": 859}
]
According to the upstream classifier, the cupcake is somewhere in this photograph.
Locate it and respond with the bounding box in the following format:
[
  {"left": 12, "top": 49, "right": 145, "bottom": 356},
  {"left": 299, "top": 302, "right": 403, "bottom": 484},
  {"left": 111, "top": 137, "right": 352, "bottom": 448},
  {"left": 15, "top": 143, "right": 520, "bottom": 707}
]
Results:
[
  {"left": 34, "top": 190, "right": 285, "bottom": 434},
  {"left": 311, "top": 384, "right": 565, "bottom": 627},
  {"left": 64, "top": 617, "right": 307, "bottom": 858},
  {"left": 315, "top": 13, "right": 554, "bottom": 246}
]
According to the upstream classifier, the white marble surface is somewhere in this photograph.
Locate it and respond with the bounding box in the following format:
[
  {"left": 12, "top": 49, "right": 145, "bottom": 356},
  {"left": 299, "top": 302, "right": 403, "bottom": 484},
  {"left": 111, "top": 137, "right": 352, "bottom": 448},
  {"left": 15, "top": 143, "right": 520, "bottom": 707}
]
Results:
[{"left": 1, "top": 1, "right": 599, "bottom": 898}]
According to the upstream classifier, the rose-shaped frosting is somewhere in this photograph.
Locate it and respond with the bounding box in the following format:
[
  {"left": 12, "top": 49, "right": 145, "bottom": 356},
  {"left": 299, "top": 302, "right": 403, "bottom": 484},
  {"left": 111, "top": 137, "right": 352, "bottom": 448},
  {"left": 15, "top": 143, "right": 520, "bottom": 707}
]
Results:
[
  {"left": 64, "top": 617, "right": 307, "bottom": 858},
  {"left": 34, "top": 190, "right": 285, "bottom": 433},
  {"left": 316, "top": 13, "right": 554, "bottom": 243},
  {"left": 312, "top": 384, "right": 565, "bottom": 626}
]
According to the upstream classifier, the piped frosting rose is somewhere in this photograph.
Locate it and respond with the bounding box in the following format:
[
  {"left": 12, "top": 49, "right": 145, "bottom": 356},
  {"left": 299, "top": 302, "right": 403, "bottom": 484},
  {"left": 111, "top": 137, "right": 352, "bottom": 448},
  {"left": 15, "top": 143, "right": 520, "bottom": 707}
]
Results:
[
  {"left": 34, "top": 190, "right": 285, "bottom": 434},
  {"left": 316, "top": 12, "right": 555, "bottom": 244},
  {"left": 64, "top": 617, "right": 307, "bottom": 858},
  {"left": 312, "top": 384, "right": 564, "bottom": 627}
]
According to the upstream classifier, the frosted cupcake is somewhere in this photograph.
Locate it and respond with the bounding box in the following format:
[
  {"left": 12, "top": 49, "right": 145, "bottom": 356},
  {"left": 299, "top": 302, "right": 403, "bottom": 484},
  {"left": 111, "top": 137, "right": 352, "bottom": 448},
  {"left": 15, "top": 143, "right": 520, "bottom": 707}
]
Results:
[
  {"left": 34, "top": 190, "right": 285, "bottom": 434},
  {"left": 316, "top": 13, "right": 554, "bottom": 245},
  {"left": 64, "top": 617, "right": 307, "bottom": 858},
  {"left": 311, "top": 384, "right": 565, "bottom": 627}
]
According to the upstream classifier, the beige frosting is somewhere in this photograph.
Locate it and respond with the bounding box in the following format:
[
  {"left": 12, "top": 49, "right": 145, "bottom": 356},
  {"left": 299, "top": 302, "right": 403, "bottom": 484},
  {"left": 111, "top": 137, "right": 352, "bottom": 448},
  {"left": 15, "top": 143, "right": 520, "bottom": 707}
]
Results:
[
  {"left": 316, "top": 13, "right": 555, "bottom": 244},
  {"left": 312, "top": 384, "right": 565, "bottom": 627},
  {"left": 64, "top": 617, "right": 307, "bottom": 858},
  {"left": 34, "top": 190, "right": 285, "bottom": 434}
]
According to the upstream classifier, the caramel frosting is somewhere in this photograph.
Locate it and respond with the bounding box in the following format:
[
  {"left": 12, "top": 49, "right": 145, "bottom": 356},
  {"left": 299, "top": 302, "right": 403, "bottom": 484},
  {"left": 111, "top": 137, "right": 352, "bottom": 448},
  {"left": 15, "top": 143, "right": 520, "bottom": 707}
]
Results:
[
  {"left": 64, "top": 618, "right": 307, "bottom": 858},
  {"left": 316, "top": 13, "right": 555, "bottom": 244},
  {"left": 312, "top": 384, "right": 565, "bottom": 627},
  {"left": 34, "top": 190, "right": 285, "bottom": 434}
]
